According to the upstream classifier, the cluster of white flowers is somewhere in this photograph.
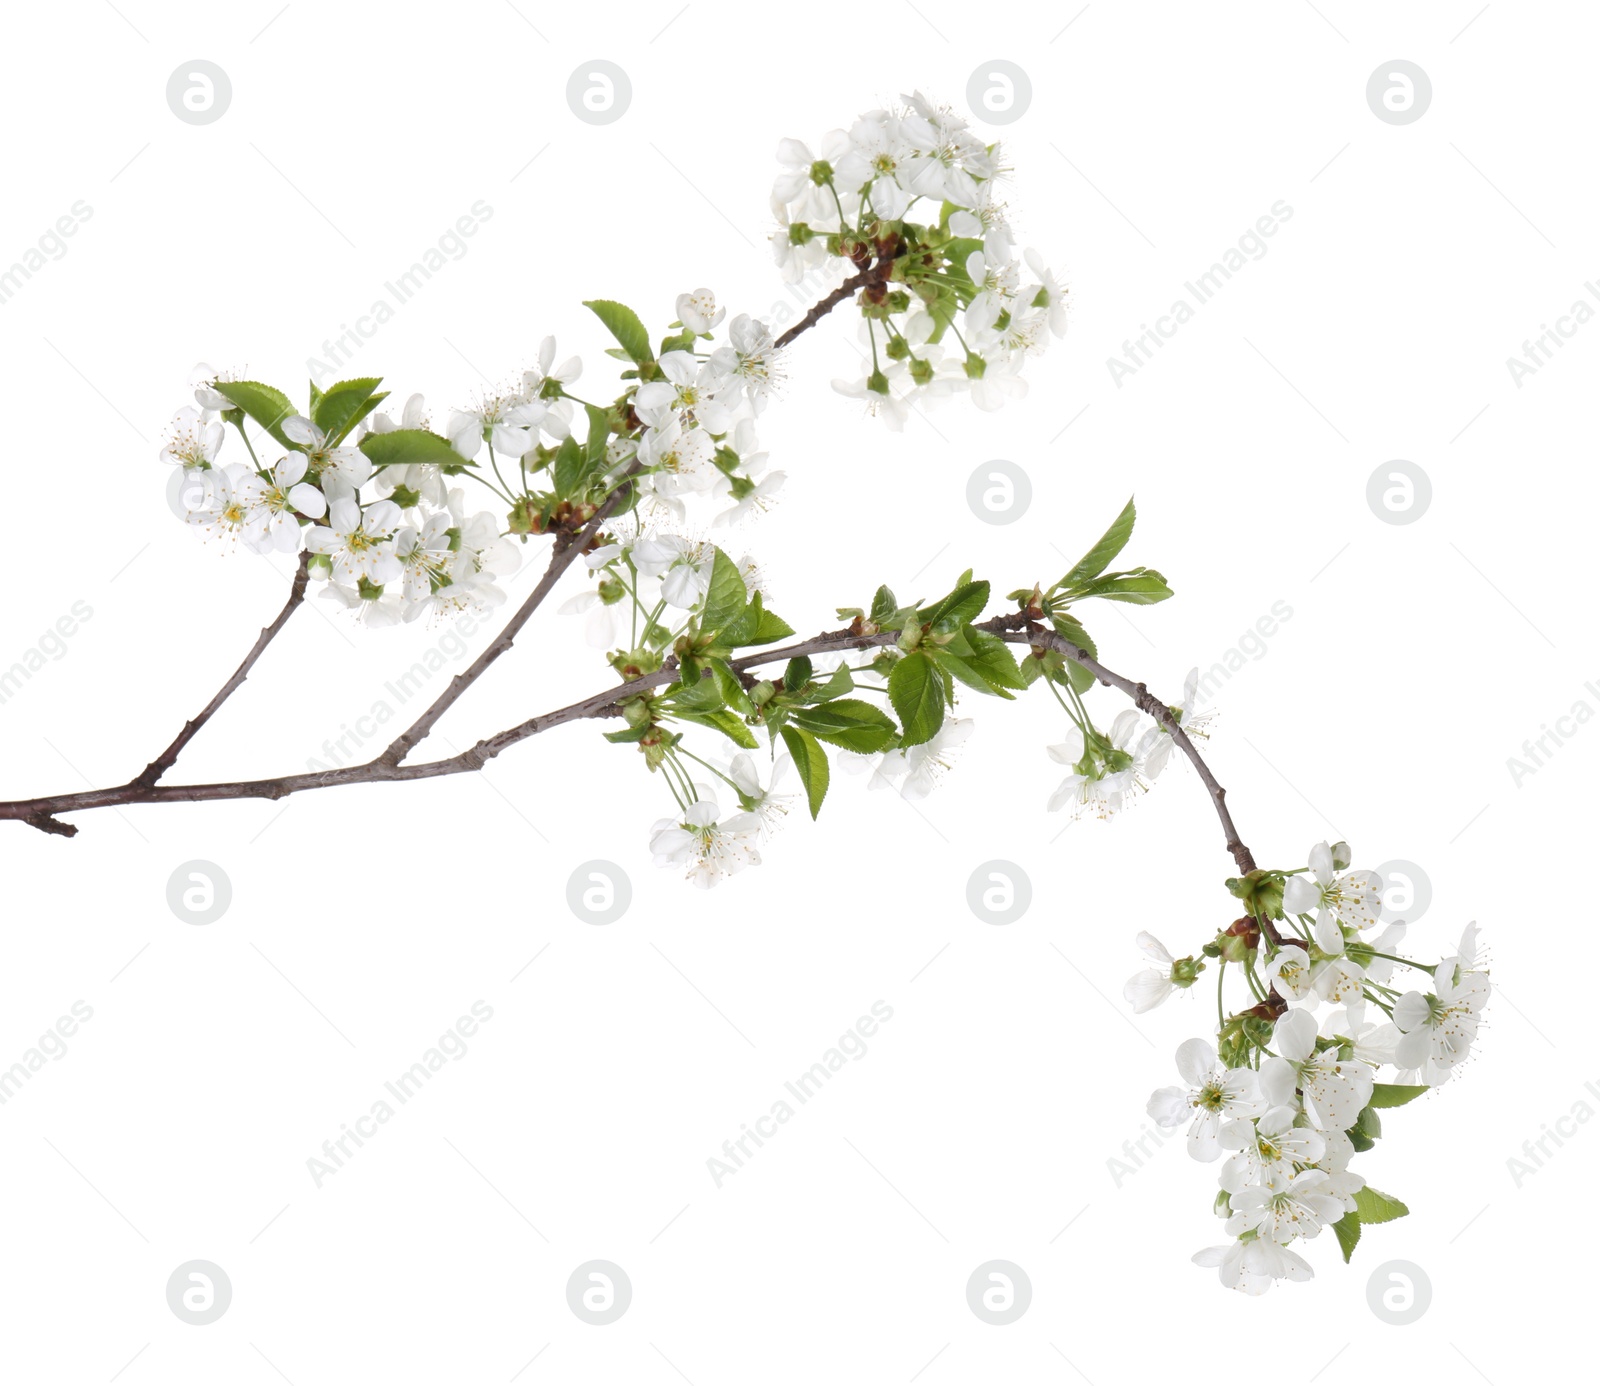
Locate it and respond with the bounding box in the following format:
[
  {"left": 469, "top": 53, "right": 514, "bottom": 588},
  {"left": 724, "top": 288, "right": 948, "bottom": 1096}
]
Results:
[
  {"left": 165, "top": 367, "right": 522, "bottom": 628},
  {"left": 1133, "top": 840, "right": 1491, "bottom": 1293},
  {"left": 771, "top": 91, "right": 1067, "bottom": 428},
  {"left": 1044, "top": 667, "right": 1213, "bottom": 818}
]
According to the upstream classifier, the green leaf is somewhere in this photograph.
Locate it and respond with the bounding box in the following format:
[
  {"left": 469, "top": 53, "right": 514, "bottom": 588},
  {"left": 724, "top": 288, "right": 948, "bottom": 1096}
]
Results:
[
  {"left": 784, "top": 656, "right": 812, "bottom": 692},
  {"left": 584, "top": 403, "right": 612, "bottom": 473},
  {"left": 699, "top": 549, "right": 748, "bottom": 637},
  {"left": 721, "top": 591, "right": 795, "bottom": 648},
  {"left": 707, "top": 659, "right": 755, "bottom": 716},
  {"left": 1333, "top": 1210, "right": 1362, "bottom": 1263},
  {"left": 1049, "top": 615, "right": 1099, "bottom": 696},
  {"left": 921, "top": 579, "right": 990, "bottom": 629},
  {"left": 359, "top": 428, "right": 469, "bottom": 470},
  {"left": 964, "top": 626, "right": 1028, "bottom": 692},
  {"left": 780, "top": 725, "right": 829, "bottom": 819},
  {"left": 750, "top": 608, "right": 795, "bottom": 644},
  {"left": 1347, "top": 1125, "right": 1375, "bottom": 1153},
  {"left": 603, "top": 725, "right": 649, "bottom": 743},
  {"left": 1354, "top": 1186, "right": 1410, "bottom": 1225},
  {"left": 889, "top": 651, "right": 944, "bottom": 747},
  {"left": 1368, "top": 1083, "right": 1430, "bottom": 1109},
  {"left": 312, "top": 377, "right": 386, "bottom": 443},
  {"left": 1353, "top": 1106, "right": 1383, "bottom": 1144},
  {"left": 583, "top": 299, "right": 653, "bottom": 364},
  {"left": 791, "top": 698, "right": 897, "bottom": 753},
  {"left": 552, "top": 437, "right": 586, "bottom": 497},
  {"left": 810, "top": 663, "right": 855, "bottom": 701},
  {"left": 941, "top": 237, "right": 984, "bottom": 277},
  {"left": 932, "top": 648, "right": 1010, "bottom": 700},
  {"left": 1059, "top": 498, "right": 1136, "bottom": 591},
  {"left": 213, "top": 380, "right": 298, "bottom": 449},
  {"left": 1075, "top": 569, "right": 1174, "bottom": 605},
  {"left": 666, "top": 674, "right": 724, "bottom": 714},
  {"left": 869, "top": 585, "right": 899, "bottom": 626},
  {"left": 678, "top": 709, "right": 758, "bottom": 749}
]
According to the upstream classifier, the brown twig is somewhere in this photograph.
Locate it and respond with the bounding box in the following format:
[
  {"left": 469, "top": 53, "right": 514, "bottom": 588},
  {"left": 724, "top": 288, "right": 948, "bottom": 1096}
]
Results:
[
  {"left": 773, "top": 263, "right": 884, "bottom": 350},
  {"left": 376, "top": 464, "right": 640, "bottom": 769},
  {"left": 1, "top": 608, "right": 1255, "bottom": 882},
  {"left": 133, "top": 551, "right": 314, "bottom": 792},
  {"left": 988, "top": 615, "right": 1256, "bottom": 876}
]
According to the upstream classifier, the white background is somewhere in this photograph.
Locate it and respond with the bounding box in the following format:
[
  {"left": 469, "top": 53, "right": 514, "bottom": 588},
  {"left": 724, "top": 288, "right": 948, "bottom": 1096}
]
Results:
[{"left": 0, "top": 2, "right": 1593, "bottom": 1381}]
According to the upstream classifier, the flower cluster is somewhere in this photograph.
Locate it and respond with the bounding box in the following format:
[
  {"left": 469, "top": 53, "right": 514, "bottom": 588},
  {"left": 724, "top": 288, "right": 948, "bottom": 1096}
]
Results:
[
  {"left": 772, "top": 91, "right": 1067, "bottom": 428},
  {"left": 1135, "top": 841, "right": 1491, "bottom": 1293},
  {"left": 1043, "top": 668, "right": 1214, "bottom": 818}
]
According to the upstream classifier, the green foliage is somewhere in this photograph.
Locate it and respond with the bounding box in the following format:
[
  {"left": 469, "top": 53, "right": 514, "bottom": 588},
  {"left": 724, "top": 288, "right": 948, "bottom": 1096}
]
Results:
[
  {"left": 1057, "top": 497, "right": 1136, "bottom": 591},
  {"left": 790, "top": 699, "right": 896, "bottom": 753},
  {"left": 920, "top": 577, "right": 989, "bottom": 629},
  {"left": 1334, "top": 1210, "right": 1362, "bottom": 1263},
  {"left": 889, "top": 651, "right": 944, "bottom": 747},
  {"left": 1368, "top": 1083, "right": 1430, "bottom": 1109},
  {"left": 699, "top": 549, "right": 749, "bottom": 638},
  {"left": 780, "top": 726, "right": 829, "bottom": 818},
  {"left": 358, "top": 428, "right": 472, "bottom": 472},
  {"left": 212, "top": 380, "right": 298, "bottom": 450},
  {"left": 677, "top": 709, "right": 758, "bottom": 749},
  {"left": 1354, "top": 1186, "right": 1410, "bottom": 1225},
  {"left": 583, "top": 299, "right": 653, "bottom": 364},
  {"left": 312, "top": 377, "right": 387, "bottom": 444}
]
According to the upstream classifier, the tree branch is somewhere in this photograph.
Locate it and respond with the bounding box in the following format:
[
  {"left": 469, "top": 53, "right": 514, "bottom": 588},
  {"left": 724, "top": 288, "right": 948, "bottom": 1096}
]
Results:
[
  {"left": 375, "top": 464, "right": 640, "bottom": 769},
  {"left": 133, "top": 551, "right": 314, "bottom": 792},
  {"left": 2, "top": 607, "right": 1255, "bottom": 879},
  {"left": 773, "top": 261, "right": 885, "bottom": 350},
  {"left": 990, "top": 615, "right": 1256, "bottom": 874}
]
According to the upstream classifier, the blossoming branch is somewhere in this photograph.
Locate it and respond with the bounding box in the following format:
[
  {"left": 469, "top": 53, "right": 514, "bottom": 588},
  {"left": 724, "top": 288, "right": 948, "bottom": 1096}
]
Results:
[{"left": 0, "top": 92, "right": 1486, "bottom": 1295}]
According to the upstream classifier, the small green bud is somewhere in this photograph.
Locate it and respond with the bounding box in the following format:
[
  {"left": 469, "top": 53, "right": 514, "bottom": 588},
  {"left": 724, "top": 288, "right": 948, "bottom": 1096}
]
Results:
[
  {"left": 809, "top": 159, "right": 833, "bottom": 185},
  {"left": 1170, "top": 956, "right": 1205, "bottom": 988},
  {"left": 963, "top": 353, "right": 987, "bottom": 380},
  {"left": 866, "top": 369, "right": 890, "bottom": 396},
  {"left": 1225, "top": 870, "right": 1285, "bottom": 920},
  {"left": 885, "top": 335, "right": 911, "bottom": 361},
  {"left": 908, "top": 356, "right": 935, "bottom": 386},
  {"left": 788, "top": 221, "right": 816, "bottom": 245}
]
